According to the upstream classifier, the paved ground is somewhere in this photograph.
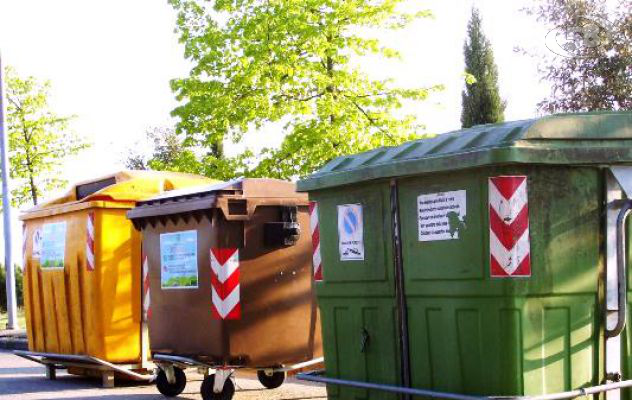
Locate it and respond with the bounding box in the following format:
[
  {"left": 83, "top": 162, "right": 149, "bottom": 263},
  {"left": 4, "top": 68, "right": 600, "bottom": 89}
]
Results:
[{"left": 0, "top": 350, "right": 327, "bottom": 400}]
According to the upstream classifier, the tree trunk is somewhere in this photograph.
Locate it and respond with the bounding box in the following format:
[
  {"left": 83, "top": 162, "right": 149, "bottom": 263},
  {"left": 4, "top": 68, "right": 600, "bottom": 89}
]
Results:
[
  {"left": 326, "top": 55, "right": 335, "bottom": 126},
  {"left": 23, "top": 136, "right": 38, "bottom": 205},
  {"left": 211, "top": 141, "right": 224, "bottom": 159},
  {"left": 29, "top": 174, "right": 38, "bottom": 205}
]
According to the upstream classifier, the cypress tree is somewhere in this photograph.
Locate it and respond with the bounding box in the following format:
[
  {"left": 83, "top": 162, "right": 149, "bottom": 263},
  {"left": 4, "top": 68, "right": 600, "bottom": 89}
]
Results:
[{"left": 461, "top": 8, "right": 506, "bottom": 128}]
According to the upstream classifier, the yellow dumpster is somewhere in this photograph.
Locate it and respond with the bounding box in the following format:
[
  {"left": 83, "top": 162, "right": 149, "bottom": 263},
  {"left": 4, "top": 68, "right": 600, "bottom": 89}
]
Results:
[{"left": 19, "top": 171, "right": 215, "bottom": 378}]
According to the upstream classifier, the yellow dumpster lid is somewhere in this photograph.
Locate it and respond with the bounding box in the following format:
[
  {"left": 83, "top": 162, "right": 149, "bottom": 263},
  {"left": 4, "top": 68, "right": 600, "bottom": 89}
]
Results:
[{"left": 21, "top": 170, "right": 218, "bottom": 220}]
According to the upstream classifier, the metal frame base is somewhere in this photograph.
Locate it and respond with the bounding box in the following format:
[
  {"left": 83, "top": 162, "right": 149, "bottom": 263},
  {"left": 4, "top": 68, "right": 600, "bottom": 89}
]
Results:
[
  {"left": 153, "top": 352, "right": 324, "bottom": 394},
  {"left": 14, "top": 350, "right": 155, "bottom": 387}
]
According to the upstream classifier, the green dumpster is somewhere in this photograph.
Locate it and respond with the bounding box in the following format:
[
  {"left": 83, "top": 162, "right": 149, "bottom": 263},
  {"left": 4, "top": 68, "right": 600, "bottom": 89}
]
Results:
[{"left": 297, "top": 111, "right": 632, "bottom": 399}]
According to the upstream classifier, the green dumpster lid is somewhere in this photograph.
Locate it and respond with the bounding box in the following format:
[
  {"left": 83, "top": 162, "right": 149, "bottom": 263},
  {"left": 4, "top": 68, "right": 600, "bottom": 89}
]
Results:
[{"left": 297, "top": 111, "right": 632, "bottom": 191}]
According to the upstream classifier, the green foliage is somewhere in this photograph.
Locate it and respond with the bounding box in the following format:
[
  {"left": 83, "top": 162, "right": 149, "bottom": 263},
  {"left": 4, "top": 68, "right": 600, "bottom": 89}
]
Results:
[
  {"left": 124, "top": 126, "right": 201, "bottom": 172},
  {"left": 5, "top": 67, "right": 90, "bottom": 206},
  {"left": 524, "top": 0, "right": 631, "bottom": 112},
  {"left": 163, "top": 275, "right": 198, "bottom": 288},
  {"left": 123, "top": 126, "right": 256, "bottom": 181},
  {"left": 41, "top": 260, "right": 64, "bottom": 269},
  {"left": 0, "top": 265, "right": 23, "bottom": 311},
  {"left": 169, "top": 0, "right": 441, "bottom": 180},
  {"left": 461, "top": 8, "right": 505, "bottom": 128}
]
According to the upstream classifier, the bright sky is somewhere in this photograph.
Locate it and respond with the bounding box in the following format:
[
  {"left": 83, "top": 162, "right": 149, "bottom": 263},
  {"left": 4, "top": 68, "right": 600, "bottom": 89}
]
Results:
[{"left": 0, "top": 0, "right": 552, "bottom": 260}]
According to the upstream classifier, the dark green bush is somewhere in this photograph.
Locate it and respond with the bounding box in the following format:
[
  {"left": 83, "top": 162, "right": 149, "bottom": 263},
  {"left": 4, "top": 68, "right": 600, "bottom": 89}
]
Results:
[{"left": 0, "top": 265, "right": 24, "bottom": 312}]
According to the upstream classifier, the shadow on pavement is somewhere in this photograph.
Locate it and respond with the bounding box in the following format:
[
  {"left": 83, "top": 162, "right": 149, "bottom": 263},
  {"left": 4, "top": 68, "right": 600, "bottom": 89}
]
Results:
[
  {"left": 274, "top": 398, "right": 326, "bottom": 400},
  {"left": 0, "top": 373, "right": 152, "bottom": 394},
  {"left": 0, "top": 366, "right": 43, "bottom": 374},
  {"left": 34, "top": 396, "right": 165, "bottom": 400},
  {"left": 0, "top": 351, "right": 326, "bottom": 400}
]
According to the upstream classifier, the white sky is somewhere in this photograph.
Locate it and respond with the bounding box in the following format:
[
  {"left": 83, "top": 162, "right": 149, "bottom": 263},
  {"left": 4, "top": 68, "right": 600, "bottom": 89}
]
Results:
[{"left": 0, "top": 0, "right": 552, "bottom": 261}]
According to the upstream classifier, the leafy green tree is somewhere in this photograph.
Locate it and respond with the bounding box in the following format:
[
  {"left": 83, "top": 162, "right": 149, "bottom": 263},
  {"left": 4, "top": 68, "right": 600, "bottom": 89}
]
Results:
[
  {"left": 123, "top": 126, "right": 254, "bottom": 180},
  {"left": 169, "top": 0, "right": 441, "bottom": 180},
  {"left": 5, "top": 67, "right": 89, "bottom": 206},
  {"left": 123, "top": 126, "right": 200, "bottom": 172},
  {"left": 523, "top": 0, "right": 631, "bottom": 112},
  {"left": 461, "top": 8, "right": 505, "bottom": 128}
]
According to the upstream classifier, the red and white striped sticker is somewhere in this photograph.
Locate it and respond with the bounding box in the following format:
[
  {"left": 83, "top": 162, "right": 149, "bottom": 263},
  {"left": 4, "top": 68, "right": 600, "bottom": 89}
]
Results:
[
  {"left": 142, "top": 255, "right": 151, "bottom": 320},
  {"left": 86, "top": 212, "right": 95, "bottom": 271},
  {"left": 489, "top": 176, "right": 531, "bottom": 277},
  {"left": 309, "top": 201, "right": 323, "bottom": 281},
  {"left": 210, "top": 248, "right": 240, "bottom": 320}
]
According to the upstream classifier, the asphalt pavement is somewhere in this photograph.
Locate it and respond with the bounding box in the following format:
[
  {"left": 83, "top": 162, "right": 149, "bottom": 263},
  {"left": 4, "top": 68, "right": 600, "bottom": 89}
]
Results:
[{"left": 0, "top": 350, "right": 327, "bottom": 400}]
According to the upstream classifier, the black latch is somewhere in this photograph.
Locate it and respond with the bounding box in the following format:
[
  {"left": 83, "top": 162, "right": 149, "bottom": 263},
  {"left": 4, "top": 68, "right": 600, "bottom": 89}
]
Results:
[
  {"left": 360, "top": 328, "right": 370, "bottom": 353},
  {"left": 264, "top": 206, "right": 301, "bottom": 247}
]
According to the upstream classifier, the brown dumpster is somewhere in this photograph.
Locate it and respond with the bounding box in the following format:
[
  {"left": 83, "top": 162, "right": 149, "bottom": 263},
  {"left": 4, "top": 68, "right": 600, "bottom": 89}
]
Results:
[{"left": 127, "top": 178, "right": 322, "bottom": 400}]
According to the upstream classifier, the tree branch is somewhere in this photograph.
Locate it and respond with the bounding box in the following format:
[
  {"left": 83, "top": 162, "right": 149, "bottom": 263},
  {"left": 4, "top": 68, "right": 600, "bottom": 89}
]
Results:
[
  {"left": 275, "top": 91, "right": 325, "bottom": 102},
  {"left": 347, "top": 97, "right": 394, "bottom": 140}
]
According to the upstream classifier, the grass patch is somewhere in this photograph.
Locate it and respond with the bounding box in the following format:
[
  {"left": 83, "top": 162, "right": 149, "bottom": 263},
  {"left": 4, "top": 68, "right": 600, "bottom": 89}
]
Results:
[{"left": 0, "top": 308, "right": 26, "bottom": 329}]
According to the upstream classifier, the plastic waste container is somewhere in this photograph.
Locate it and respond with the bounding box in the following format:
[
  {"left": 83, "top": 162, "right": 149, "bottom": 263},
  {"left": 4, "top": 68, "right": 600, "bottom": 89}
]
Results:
[
  {"left": 297, "top": 111, "right": 632, "bottom": 399},
  {"left": 19, "top": 170, "right": 214, "bottom": 385},
  {"left": 127, "top": 178, "right": 323, "bottom": 400}
]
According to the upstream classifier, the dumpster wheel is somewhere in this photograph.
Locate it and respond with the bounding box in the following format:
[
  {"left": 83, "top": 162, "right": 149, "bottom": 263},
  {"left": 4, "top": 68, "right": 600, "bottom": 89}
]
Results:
[
  {"left": 257, "top": 369, "right": 286, "bottom": 389},
  {"left": 201, "top": 373, "right": 235, "bottom": 400},
  {"left": 156, "top": 367, "right": 186, "bottom": 397}
]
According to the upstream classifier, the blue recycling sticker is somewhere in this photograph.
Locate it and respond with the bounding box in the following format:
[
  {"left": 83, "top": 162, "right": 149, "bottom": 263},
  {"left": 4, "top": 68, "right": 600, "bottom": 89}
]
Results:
[{"left": 343, "top": 208, "right": 359, "bottom": 235}]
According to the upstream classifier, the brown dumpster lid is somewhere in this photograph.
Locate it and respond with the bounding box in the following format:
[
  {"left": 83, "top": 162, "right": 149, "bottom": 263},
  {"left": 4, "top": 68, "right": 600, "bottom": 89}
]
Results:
[{"left": 127, "top": 178, "right": 307, "bottom": 228}]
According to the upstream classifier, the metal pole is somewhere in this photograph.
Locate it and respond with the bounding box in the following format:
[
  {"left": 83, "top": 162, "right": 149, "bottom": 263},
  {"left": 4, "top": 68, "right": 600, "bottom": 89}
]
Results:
[
  {"left": 0, "top": 51, "right": 18, "bottom": 330},
  {"left": 297, "top": 373, "right": 487, "bottom": 400},
  {"left": 390, "top": 179, "right": 411, "bottom": 400},
  {"left": 521, "top": 379, "right": 632, "bottom": 400},
  {"left": 297, "top": 373, "right": 632, "bottom": 400}
]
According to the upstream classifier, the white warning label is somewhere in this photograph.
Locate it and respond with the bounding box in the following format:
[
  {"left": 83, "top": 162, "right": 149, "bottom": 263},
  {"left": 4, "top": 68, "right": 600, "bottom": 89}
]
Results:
[
  {"left": 337, "top": 204, "right": 365, "bottom": 261},
  {"left": 32, "top": 228, "right": 43, "bottom": 259},
  {"left": 418, "top": 190, "right": 466, "bottom": 241}
]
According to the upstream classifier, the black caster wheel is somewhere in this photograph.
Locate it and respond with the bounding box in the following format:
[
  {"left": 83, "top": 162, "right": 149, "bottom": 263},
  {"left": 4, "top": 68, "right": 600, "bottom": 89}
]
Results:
[
  {"left": 201, "top": 373, "right": 235, "bottom": 400},
  {"left": 156, "top": 367, "right": 186, "bottom": 397},
  {"left": 257, "top": 369, "right": 286, "bottom": 389}
]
